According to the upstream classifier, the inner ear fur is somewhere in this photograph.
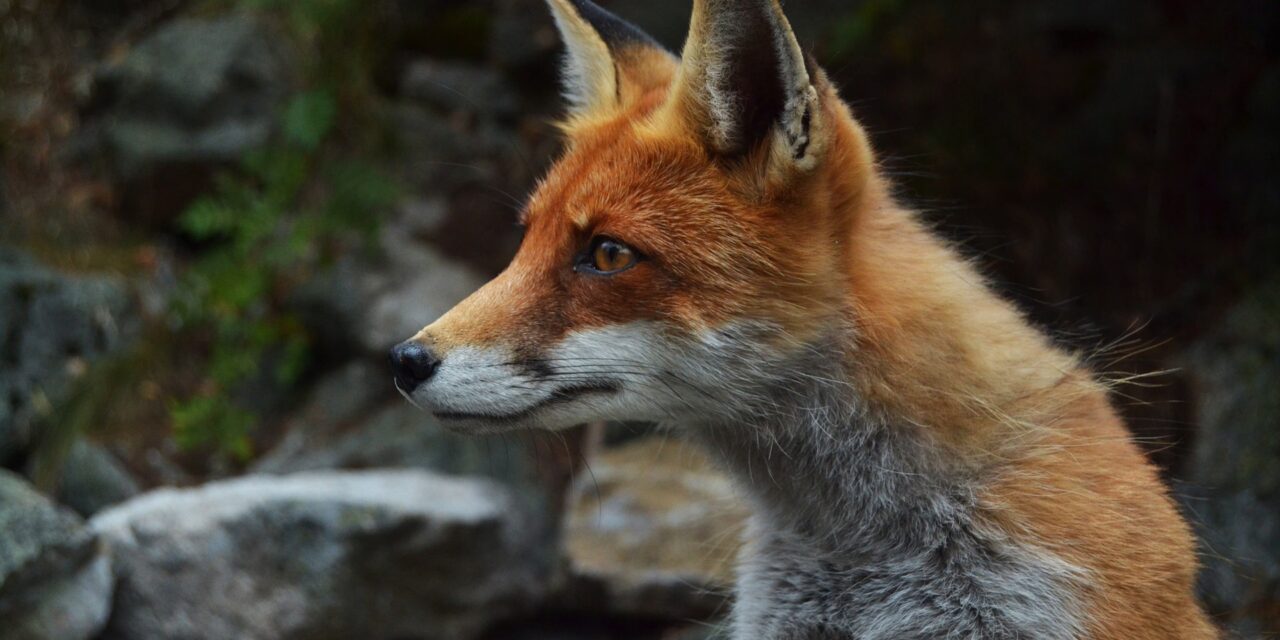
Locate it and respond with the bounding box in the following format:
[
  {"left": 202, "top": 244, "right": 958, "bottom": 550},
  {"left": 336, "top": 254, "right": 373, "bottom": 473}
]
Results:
[
  {"left": 664, "top": 0, "right": 827, "bottom": 171},
  {"left": 546, "top": 0, "right": 677, "bottom": 119}
]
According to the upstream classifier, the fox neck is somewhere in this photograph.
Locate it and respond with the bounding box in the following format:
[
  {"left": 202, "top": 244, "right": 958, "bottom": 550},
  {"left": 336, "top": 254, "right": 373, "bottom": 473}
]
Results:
[
  {"left": 693, "top": 328, "right": 967, "bottom": 556},
  {"left": 686, "top": 201, "right": 1091, "bottom": 635},
  {"left": 691, "top": 344, "right": 1088, "bottom": 638},
  {"left": 693, "top": 119, "right": 1082, "bottom": 555}
]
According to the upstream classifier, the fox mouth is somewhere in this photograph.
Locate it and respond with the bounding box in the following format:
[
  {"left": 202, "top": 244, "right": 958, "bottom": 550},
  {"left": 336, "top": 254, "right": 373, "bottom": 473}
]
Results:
[{"left": 429, "top": 380, "right": 621, "bottom": 424}]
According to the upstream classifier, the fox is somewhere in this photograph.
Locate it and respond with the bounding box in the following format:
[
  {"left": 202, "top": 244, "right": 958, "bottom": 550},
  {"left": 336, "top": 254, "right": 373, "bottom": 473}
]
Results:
[{"left": 389, "top": 1, "right": 1218, "bottom": 638}]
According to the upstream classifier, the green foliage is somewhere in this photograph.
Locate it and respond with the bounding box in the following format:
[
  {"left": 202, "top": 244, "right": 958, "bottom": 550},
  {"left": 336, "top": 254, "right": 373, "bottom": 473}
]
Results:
[
  {"left": 171, "top": 395, "right": 256, "bottom": 460},
  {"left": 169, "top": 0, "right": 397, "bottom": 461},
  {"left": 283, "top": 90, "right": 337, "bottom": 151}
]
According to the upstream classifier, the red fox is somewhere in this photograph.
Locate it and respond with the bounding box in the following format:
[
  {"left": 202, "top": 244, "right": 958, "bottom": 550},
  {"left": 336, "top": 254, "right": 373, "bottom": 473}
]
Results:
[{"left": 390, "top": 1, "right": 1217, "bottom": 637}]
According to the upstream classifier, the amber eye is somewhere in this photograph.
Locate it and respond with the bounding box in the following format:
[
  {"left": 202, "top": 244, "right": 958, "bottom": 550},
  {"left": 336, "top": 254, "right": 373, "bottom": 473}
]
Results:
[{"left": 581, "top": 238, "right": 639, "bottom": 274}]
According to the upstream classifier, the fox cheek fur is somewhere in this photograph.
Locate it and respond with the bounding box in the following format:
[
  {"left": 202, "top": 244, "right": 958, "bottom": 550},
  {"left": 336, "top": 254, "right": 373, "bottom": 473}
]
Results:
[{"left": 390, "top": 1, "right": 1219, "bottom": 638}]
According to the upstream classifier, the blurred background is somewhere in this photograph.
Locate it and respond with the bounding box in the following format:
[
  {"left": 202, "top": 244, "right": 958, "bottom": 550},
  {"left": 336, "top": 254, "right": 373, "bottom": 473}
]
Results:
[{"left": 1, "top": 1, "right": 1277, "bottom": 638}]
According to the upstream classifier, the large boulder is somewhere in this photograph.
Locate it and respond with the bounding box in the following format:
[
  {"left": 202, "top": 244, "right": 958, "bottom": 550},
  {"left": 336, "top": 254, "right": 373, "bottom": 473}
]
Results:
[
  {"left": 0, "top": 249, "right": 134, "bottom": 467},
  {"left": 91, "top": 470, "right": 554, "bottom": 640},
  {"left": 81, "top": 13, "right": 288, "bottom": 222},
  {"left": 252, "top": 361, "right": 559, "bottom": 561},
  {"left": 0, "top": 470, "right": 114, "bottom": 640},
  {"left": 1179, "top": 276, "right": 1280, "bottom": 637},
  {"left": 559, "top": 436, "right": 743, "bottom": 623}
]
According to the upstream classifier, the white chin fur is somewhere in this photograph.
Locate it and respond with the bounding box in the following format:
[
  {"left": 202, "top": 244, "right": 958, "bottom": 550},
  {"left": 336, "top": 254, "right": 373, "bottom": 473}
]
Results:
[
  {"left": 408, "top": 325, "right": 667, "bottom": 432},
  {"left": 407, "top": 322, "right": 778, "bottom": 433}
]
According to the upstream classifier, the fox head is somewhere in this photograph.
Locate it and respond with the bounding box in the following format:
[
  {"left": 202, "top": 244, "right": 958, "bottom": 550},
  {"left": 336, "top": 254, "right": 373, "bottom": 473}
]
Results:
[{"left": 391, "top": 0, "right": 885, "bottom": 433}]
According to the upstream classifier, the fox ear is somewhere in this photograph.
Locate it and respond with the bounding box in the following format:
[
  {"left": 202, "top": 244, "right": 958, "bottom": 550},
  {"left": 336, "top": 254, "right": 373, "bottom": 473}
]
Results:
[
  {"left": 667, "top": 0, "right": 823, "bottom": 165},
  {"left": 546, "top": 0, "right": 675, "bottom": 117}
]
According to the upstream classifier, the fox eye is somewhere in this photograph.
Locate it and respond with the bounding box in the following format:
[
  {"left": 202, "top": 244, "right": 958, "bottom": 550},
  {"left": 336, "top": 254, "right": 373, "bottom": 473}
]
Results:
[{"left": 578, "top": 237, "right": 640, "bottom": 275}]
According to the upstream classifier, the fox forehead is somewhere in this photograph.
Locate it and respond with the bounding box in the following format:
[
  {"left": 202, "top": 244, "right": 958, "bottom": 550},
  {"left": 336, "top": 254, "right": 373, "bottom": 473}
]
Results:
[
  {"left": 523, "top": 120, "right": 716, "bottom": 234},
  {"left": 519, "top": 128, "right": 787, "bottom": 288}
]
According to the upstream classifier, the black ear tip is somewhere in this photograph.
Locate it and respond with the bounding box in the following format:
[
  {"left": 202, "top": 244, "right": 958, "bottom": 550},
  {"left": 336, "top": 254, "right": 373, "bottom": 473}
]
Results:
[{"left": 567, "top": 0, "right": 666, "bottom": 52}]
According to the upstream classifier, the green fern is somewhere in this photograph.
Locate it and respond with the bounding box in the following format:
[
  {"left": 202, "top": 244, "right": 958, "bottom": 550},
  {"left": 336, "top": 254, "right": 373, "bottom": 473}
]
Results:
[{"left": 168, "top": 0, "right": 397, "bottom": 461}]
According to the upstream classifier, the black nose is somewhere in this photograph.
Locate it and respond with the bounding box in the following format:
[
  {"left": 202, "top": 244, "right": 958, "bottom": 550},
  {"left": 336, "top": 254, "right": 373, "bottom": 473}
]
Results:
[{"left": 389, "top": 341, "right": 440, "bottom": 392}]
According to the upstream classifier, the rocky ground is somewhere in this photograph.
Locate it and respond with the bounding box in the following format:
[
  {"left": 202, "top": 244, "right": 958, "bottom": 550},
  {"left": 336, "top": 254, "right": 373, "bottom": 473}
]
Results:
[{"left": 1, "top": 1, "right": 1278, "bottom": 638}]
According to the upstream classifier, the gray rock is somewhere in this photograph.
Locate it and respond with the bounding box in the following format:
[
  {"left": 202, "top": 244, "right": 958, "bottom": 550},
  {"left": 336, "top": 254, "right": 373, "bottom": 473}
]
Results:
[
  {"left": 259, "top": 401, "right": 452, "bottom": 472},
  {"left": 92, "top": 470, "right": 553, "bottom": 640},
  {"left": 1179, "top": 276, "right": 1280, "bottom": 636},
  {"left": 361, "top": 226, "right": 488, "bottom": 354},
  {"left": 253, "top": 361, "right": 553, "bottom": 536},
  {"left": 293, "top": 217, "right": 486, "bottom": 357},
  {"left": 54, "top": 441, "right": 141, "bottom": 517},
  {"left": 0, "top": 249, "right": 134, "bottom": 466},
  {"left": 561, "top": 436, "right": 741, "bottom": 623},
  {"left": 97, "top": 13, "right": 286, "bottom": 175},
  {"left": 82, "top": 12, "right": 288, "bottom": 221},
  {"left": 251, "top": 361, "right": 562, "bottom": 595},
  {"left": 256, "top": 361, "right": 388, "bottom": 465},
  {"left": 251, "top": 360, "right": 392, "bottom": 474},
  {"left": 255, "top": 382, "right": 537, "bottom": 487},
  {"left": 0, "top": 470, "right": 114, "bottom": 640}
]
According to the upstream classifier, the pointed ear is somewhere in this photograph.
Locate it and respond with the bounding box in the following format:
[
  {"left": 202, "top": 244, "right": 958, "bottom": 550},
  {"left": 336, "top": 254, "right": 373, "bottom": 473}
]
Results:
[
  {"left": 667, "top": 0, "right": 824, "bottom": 165},
  {"left": 546, "top": 0, "right": 676, "bottom": 117}
]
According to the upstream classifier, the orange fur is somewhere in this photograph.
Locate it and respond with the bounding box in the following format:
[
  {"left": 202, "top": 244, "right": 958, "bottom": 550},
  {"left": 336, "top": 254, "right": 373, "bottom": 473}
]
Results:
[{"left": 416, "top": 8, "right": 1216, "bottom": 636}]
